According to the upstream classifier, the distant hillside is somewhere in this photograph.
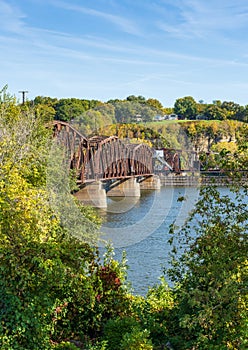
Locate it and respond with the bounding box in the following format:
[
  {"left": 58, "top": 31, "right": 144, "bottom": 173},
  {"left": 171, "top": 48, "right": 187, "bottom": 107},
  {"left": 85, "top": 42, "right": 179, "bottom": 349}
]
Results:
[
  {"left": 98, "top": 120, "right": 246, "bottom": 153},
  {"left": 145, "top": 119, "right": 245, "bottom": 153}
]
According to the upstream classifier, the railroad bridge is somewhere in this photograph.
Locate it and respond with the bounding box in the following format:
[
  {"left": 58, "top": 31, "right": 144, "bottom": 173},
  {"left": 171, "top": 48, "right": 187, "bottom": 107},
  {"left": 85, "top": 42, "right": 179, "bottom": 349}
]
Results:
[{"left": 52, "top": 121, "right": 160, "bottom": 207}]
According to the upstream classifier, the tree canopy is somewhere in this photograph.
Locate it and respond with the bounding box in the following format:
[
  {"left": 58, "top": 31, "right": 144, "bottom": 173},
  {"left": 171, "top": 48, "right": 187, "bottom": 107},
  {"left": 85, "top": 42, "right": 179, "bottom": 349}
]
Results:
[
  {"left": 1, "top": 86, "right": 247, "bottom": 349},
  {"left": 26, "top": 92, "right": 248, "bottom": 125}
]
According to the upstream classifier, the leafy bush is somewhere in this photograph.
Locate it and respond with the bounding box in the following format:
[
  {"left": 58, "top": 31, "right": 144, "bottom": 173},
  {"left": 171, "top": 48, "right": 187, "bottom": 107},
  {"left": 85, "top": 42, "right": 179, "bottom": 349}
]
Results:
[
  {"left": 102, "top": 316, "right": 142, "bottom": 350},
  {"left": 53, "top": 341, "right": 78, "bottom": 349},
  {"left": 167, "top": 186, "right": 248, "bottom": 349},
  {"left": 84, "top": 339, "right": 108, "bottom": 350},
  {"left": 120, "top": 328, "right": 153, "bottom": 350}
]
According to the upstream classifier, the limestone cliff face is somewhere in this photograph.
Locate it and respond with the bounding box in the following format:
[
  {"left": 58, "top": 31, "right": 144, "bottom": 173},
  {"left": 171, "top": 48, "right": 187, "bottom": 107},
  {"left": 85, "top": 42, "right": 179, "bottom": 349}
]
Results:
[
  {"left": 180, "top": 120, "right": 239, "bottom": 154},
  {"left": 191, "top": 134, "right": 237, "bottom": 153},
  {"left": 132, "top": 119, "right": 243, "bottom": 155}
]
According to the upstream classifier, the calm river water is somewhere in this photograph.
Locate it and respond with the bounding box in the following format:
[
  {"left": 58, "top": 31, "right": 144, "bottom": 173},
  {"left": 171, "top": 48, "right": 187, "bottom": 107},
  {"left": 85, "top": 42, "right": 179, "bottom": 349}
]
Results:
[
  {"left": 98, "top": 186, "right": 201, "bottom": 295},
  {"left": 97, "top": 186, "right": 246, "bottom": 295}
]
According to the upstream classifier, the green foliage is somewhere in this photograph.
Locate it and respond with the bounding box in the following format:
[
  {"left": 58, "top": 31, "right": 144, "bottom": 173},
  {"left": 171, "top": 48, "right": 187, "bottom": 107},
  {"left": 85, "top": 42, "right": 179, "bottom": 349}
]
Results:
[
  {"left": 46, "top": 143, "right": 101, "bottom": 244},
  {"left": 0, "top": 91, "right": 114, "bottom": 348},
  {"left": 1, "top": 87, "right": 247, "bottom": 349},
  {"left": 92, "top": 245, "right": 132, "bottom": 327},
  {"left": 98, "top": 123, "right": 170, "bottom": 148},
  {"left": 129, "top": 278, "right": 174, "bottom": 347},
  {"left": 146, "top": 98, "right": 164, "bottom": 112},
  {"left": 53, "top": 341, "right": 79, "bottom": 349},
  {"left": 211, "top": 141, "right": 237, "bottom": 153},
  {"left": 145, "top": 119, "right": 244, "bottom": 156},
  {"left": 29, "top": 91, "right": 248, "bottom": 123},
  {"left": 221, "top": 123, "right": 248, "bottom": 172},
  {"left": 0, "top": 85, "right": 21, "bottom": 121},
  {"left": 32, "top": 96, "right": 101, "bottom": 123},
  {"left": 35, "top": 103, "right": 56, "bottom": 122},
  {"left": 203, "top": 104, "right": 227, "bottom": 120},
  {"left": 74, "top": 104, "right": 116, "bottom": 136},
  {"left": 54, "top": 98, "right": 89, "bottom": 121},
  {"left": 174, "top": 96, "right": 198, "bottom": 119},
  {"left": 103, "top": 316, "right": 142, "bottom": 350},
  {"left": 109, "top": 99, "right": 157, "bottom": 123},
  {"left": 84, "top": 340, "right": 108, "bottom": 350},
  {"left": 126, "top": 95, "right": 146, "bottom": 103},
  {"left": 103, "top": 314, "right": 154, "bottom": 350},
  {"left": 120, "top": 328, "right": 153, "bottom": 350},
  {"left": 167, "top": 185, "right": 248, "bottom": 349},
  {"left": 198, "top": 122, "right": 248, "bottom": 172}
]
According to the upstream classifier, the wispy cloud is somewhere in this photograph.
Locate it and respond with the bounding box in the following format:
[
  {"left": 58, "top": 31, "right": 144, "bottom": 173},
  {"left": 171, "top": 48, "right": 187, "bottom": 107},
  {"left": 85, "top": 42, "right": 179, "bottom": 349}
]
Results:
[
  {"left": 50, "top": 0, "right": 142, "bottom": 36},
  {"left": 157, "top": 0, "right": 248, "bottom": 39},
  {"left": 1, "top": 0, "right": 248, "bottom": 105},
  {"left": 0, "top": 0, "right": 26, "bottom": 33}
]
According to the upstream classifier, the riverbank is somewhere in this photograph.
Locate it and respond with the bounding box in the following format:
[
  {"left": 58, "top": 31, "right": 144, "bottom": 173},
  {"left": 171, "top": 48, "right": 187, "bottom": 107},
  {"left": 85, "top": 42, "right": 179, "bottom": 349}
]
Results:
[{"left": 158, "top": 171, "right": 248, "bottom": 186}]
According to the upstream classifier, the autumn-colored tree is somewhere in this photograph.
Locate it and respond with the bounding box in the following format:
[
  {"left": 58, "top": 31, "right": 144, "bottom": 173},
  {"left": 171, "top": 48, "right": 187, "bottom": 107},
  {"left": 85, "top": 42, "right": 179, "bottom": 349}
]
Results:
[
  {"left": 166, "top": 146, "right": 248, "bottom": 349},
  {"left": 0, "top": 91, "right": 129, "bottom": 349}
]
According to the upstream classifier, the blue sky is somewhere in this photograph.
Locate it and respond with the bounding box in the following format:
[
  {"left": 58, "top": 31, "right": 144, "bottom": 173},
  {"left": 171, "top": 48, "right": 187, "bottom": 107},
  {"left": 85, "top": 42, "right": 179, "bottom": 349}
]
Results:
[{"left": 1, "top": 0, "right": 248, "bottom": 106}]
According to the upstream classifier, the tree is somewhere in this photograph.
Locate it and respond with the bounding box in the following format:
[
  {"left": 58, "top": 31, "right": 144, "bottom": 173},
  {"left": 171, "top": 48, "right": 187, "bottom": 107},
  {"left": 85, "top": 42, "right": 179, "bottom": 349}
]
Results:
[
  {"left": 0, "top": 91, "right": 133, "bottom": 348},
  {"left": 93, "top": 103, "right": 116, "bottom": 124},
  {"left": 110, "top": 100, "right": 157, "bottom": 123},
  {"left": 221, "top": 101, "right": 242, "bottom": 120},
  {"left": 213, "top": 100, "right": 222, "bottom": 106},
  {"left": 33, "top": 95, "right": 58, "bottom": 106},
  {"left": 167, "top": 177, "right": 248, "bottom": 348},
  {"left": 54, "top": 98, "right": 101, "bottom": 122},
  {"left": 174, "top": 96, "right": 198, "bottom": 119},
  {"left": 0, "top": 84, "right": 20, "bottom": 120},
  {"left": 236, "top": 105, "right": 248, "bottom": 122},
  {"left": 54, "top": 98, "right": 88, "bottom": 121},
  {"left": 73, "top": 103, "right": 116, "bottom": 135},
  {"left": 0, "top": 104, "right": 64, "bottom": 349},
  {"left": 34, "top": 103, "right": 56, "bottom": 122},
  {"left": 126, "top": 95, "right": 146, "bottom": 103},
  {"left": 196, "top": 101, "right": 208, "bottom": 116},
  {"left": 146, "top": 98, "right": 164, "bottom": 112},
  {"left": 203, "top": 104, "right": 226, "bottom": 120},
  {"left": 110, "top": 101, "right": 136, "bottom": 123}
]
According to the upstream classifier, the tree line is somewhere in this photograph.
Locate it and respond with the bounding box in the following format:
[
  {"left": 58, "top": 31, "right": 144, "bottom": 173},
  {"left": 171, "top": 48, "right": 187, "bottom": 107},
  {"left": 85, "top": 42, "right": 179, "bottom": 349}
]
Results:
[{"left": 27, "top": 93, "right": 248, "bottom": 134}]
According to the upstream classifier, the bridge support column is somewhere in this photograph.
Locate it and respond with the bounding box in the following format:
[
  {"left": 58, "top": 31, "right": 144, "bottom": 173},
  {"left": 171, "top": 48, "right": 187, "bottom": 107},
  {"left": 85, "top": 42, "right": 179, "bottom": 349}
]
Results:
[
  {"left": 74, "top": 181, "right": 107, "bottom": 208},
  {"left": 140, "top": 175, "right": 161, "bottom": 190},
  {"left": 107, "top": 178, "right": 140, "bottom": 197}
]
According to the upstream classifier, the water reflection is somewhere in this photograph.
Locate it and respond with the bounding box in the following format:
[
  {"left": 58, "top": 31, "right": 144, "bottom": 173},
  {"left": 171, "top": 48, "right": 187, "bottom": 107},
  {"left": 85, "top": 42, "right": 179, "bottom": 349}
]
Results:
[{"left": 97, "top": 186, "right": 200, "bottom": 294}]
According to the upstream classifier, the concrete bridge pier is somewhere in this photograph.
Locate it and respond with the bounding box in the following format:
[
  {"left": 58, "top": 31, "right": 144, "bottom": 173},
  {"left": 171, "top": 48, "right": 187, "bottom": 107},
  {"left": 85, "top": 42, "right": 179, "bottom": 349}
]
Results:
[
  {"left": 139, "top": 175, "right": 161, "bottom": 190},
  {"left": 107, "top": 178, "right": 140, "bottom": 197},
  {"left": 74, "top": 181, "right": 107, "bottom": 208}
]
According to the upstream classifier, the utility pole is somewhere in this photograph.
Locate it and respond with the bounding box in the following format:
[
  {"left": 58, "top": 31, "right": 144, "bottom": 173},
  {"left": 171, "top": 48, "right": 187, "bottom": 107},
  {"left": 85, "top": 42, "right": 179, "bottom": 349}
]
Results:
[{"left": 19, "top": 90, "right": 29, "bottom": 104}]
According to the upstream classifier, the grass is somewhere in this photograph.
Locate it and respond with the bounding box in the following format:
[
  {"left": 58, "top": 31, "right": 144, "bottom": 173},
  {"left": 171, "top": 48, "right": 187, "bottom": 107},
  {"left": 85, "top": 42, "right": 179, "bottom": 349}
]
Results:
[{"left": 144, "top": 119, "right": 223, "bottom": 128}]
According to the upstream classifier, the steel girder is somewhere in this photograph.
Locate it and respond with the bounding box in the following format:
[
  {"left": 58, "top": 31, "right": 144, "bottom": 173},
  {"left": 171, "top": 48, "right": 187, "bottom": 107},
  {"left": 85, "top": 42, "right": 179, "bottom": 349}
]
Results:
[
  {"left": 52, "top": 122, "right": 153, "bottom": 184},
  {"left": 52, "top": 121, "right": 89, "bottom": 183}
]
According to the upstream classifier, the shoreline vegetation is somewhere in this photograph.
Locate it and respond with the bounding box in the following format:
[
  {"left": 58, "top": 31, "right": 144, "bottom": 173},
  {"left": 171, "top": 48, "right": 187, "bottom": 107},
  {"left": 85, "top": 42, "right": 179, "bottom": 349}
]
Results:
[{"left": 0, "top": 87, "right": 247, "bottom": 349}]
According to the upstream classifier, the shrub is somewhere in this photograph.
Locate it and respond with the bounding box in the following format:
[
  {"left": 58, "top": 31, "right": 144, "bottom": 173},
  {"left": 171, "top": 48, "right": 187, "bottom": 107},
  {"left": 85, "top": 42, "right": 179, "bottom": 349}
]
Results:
[
  {"left": 53, "top": 342, "right": 78, "bottom": 350},
  {"left": 102, "top": 316, "right": 142, "bottom": 350},
  {"left": 120, "top": 328, "right": 153, "bottom": 350}
]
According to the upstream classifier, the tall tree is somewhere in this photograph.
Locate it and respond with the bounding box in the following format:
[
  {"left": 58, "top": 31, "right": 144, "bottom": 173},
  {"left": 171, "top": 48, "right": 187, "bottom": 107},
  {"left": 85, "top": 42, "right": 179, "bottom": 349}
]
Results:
[
  {"left": 174, "top": 96, "right": 198, "bottom": 119},
  {"left": 0, "top": 91, "right": 104, "bottom": 349}
]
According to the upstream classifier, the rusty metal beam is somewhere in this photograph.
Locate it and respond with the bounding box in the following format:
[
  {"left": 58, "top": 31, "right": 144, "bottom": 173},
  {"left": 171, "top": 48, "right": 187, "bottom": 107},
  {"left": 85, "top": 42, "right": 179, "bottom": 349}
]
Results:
[{"left": 52, "top": 121, "right": 154, "bottom": 186}]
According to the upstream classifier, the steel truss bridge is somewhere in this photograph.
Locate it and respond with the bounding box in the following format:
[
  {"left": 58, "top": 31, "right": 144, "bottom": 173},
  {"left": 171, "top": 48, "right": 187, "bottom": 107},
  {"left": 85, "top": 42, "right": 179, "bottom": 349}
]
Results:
[{"left": 52, "top": 121, "right": 154, "bottom": 186}]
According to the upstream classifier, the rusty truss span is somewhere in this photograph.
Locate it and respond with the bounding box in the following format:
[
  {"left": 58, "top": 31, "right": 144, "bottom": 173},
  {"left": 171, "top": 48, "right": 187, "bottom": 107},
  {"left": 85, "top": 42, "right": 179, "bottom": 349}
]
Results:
[{"left": 52, "top": 121, "right": 153, "bottom": 185}]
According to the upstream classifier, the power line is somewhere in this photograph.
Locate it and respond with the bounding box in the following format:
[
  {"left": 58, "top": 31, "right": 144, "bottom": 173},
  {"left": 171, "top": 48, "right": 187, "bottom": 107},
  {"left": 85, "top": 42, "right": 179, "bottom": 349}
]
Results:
[{"left": 19, "top": 90, "right": 29, "bottom": 104}]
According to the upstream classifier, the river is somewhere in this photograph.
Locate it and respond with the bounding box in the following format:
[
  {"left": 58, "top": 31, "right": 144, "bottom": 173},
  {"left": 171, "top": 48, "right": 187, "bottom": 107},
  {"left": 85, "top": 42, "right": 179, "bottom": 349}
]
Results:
[
  {"left": 98, "top": 186, "right": 201, "bottom": 295},
  {"left": 98, "top": 185, "right": 247, "bottom": 295}
]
